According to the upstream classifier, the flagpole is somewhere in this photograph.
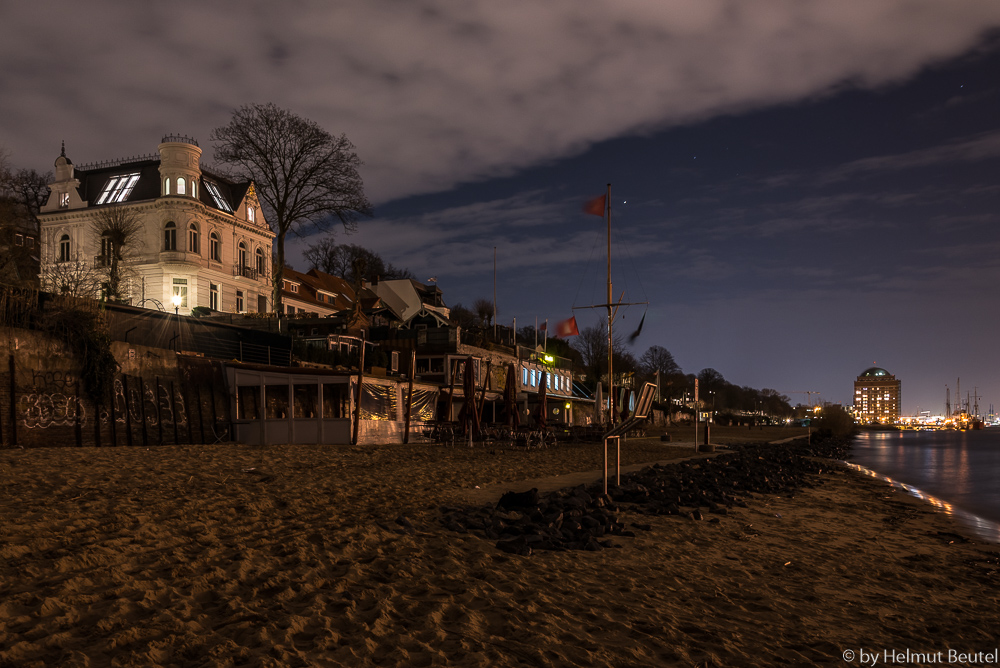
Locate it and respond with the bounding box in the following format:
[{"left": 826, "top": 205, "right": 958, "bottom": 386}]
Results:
[
  {"left": 493, "top": 247, "right": 497, "bottom": 342},
  {"left": 606, "top": 183, "right": 614, "bottom": 425}
]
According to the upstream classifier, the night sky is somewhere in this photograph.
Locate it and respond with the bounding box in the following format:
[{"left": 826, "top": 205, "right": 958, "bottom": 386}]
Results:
[{"left": 3, "top": 2, "right": 1000, "bottom": 415}]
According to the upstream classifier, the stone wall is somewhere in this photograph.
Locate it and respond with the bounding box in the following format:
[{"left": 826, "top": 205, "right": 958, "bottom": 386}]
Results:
[{"left": 1, "top": 328, "right": 231, "bottom": 448}]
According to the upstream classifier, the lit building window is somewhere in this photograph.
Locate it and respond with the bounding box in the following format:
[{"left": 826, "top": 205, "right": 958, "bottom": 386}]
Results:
[
  {"left": 205, "top": 182, "right": 232, "bottom": 212},
  {"left": 96, "top": 173, "right": 140, "bottom": 205},
  {"left": 59, "top": 192, "right": 69, "bottom": 208},
  {"left": 172, "top": 278, "right": 188, "bottom": 307},
  {"left": 191, "top": 180, "right": 197, "bottom": 198},
  {"left": 248, "top": 206, "right": 255, "bottom": 223},
  {"left": 176, "top": 177, "right": 186, "bottom": 196},
  {"left": 164, "top": 178, "right": 170, "bottom": 195}
]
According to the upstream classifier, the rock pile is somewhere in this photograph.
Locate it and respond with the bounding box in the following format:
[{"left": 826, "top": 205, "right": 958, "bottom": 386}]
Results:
[{"left": 439, "top": 436, "right": 852, "bottom": 556}]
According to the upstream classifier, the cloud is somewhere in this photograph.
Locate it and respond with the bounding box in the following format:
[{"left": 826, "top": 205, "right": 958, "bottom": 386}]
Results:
[{"left": 2, "top": 1, "right": 1000, "bottom": 204}]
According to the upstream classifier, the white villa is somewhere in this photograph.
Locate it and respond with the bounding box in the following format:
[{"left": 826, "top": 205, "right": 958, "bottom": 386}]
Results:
[{"left": 39, "top": 136, "right": 274, "bottom": 315}]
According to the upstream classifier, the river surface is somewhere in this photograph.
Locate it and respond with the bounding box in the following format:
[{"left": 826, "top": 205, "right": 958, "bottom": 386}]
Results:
[{"left": 850, "top": 429, "right": 1000, "bottom": 543}]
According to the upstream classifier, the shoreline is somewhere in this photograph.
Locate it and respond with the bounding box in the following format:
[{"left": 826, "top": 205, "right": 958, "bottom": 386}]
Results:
[{"left": 2, "top": 435, "right": 998, "bottom": 666}]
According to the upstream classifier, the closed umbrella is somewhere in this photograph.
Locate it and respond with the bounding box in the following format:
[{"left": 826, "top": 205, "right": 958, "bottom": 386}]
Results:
[
  {"left": 504, "top": 363, "right": 519, "bottom": 429},
  {"left": 458, "top": 356, "right": 480, "bottom": 437}
]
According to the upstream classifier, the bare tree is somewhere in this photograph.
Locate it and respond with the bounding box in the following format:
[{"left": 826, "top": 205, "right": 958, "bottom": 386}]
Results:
[
  {"left": 304, "top": 238, "right": 412, "bottom": 284},
  {"left": 90, "top": 204, "right": 143, "bottom": 303},
  {"left": 212, "top": 103, "right": 373, "bottom": 314},
  {"left": 640, "top": 345, "right": 680, "bottom": 377},
  {"left": 41, "top": 256, "right": 101, "bottom": 299},
  {"left": 472, "top": 298, "right": 494, "bottom": 327},
  {"left": 0, "top": 160, "right": 50, "bottom": 288}
]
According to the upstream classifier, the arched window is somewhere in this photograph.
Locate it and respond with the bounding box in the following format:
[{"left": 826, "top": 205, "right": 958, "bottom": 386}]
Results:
[
  {"left": 188, "top": 223, "right": 199, "bottom": 254},
  {"left": 59, "top": 234, "right": 71, "bottom": 262},
  {"left": 164, "top": 178, "right": 170, "bottom": 196},
  {"left": 255, "top": 248, "right": 265, "bottom": 275},
  {"left": 209, "top": 232, "right": 221, "bottom": 261},
  {"left": 238, "top": 241, "right": 248, "bottom": 268},
  {"left": 176, "top": 177, "right": 186, "bottom": 196},
  {"left": 247, "top": 206, "right": 255, "bottom": 223},
  {"left": 164, "top": 221, "right": 176, "bottom": 251},
  {"left": 191, "top": 180, "right": 198, "bottom": 198}
]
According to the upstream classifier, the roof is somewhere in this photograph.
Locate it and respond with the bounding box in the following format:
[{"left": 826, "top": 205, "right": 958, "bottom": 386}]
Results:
[
  {"left": 72, "top": 159, "right": 250, "bottom": 216},
  {"left": 859, "top": 367, "right": 892, "bottom": 378},
  {"left": 281, "top": 266, "right": 356, "bottom": 313}
]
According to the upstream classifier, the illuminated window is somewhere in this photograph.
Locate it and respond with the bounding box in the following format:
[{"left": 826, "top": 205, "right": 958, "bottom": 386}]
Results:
[
  {"left": 172, "top": 278, "right": 188, "bottom": 307},
  {"left": 191, "top": 180, "right": 197, "bottom": 198},
  {"left": 522, "top": 368, "right": 528, "bottom": 385},
  {"left": 177, "top": 177, "right": 186, "bottom": 196},
  {"left": 96, "top": 173, "right": 140, "bottom": 204},
  {"left": 59, "top": 192, "right": 69, "bottom": 208},
  {"left": 164, "top": 178, "right": 170, "bottom": 195},
  {"left": 205, "top": 182, "right": 232, "bottom": 212},
  {"left": 247, "top": 206, "right": 255, "bottom": 223}
]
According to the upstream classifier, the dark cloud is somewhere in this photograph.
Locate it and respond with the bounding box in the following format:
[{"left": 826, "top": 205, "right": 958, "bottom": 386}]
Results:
[{"left": 3, "top": 1, "right": 1000, "bottom": 202}]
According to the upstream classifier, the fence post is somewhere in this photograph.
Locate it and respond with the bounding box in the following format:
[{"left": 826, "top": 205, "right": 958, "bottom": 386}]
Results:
[
  {"left": 74, "top": 381, "right": 83, "bottom": 447},
  {"left": 122, "top": 375, "right": 134, "bottom": 447},
  {"left": 154, "top": 376, "right": 163, "bottom": 446},
  {"left": 108, "top": 379, "right": 118, "bottom": 447},
  {"left": 138, "top": 377, "right": 149, "bottom": 447},
  {"left": 170, "top": 380, "right": 180, "bottom": 445},
  {"left": 9, "top": 354, "right": 17, "bottom": 447}
]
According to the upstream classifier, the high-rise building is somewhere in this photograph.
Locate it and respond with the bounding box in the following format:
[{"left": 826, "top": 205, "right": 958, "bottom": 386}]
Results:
[{"left": 853, "top": 367, "right": 901, "bottom": 423}]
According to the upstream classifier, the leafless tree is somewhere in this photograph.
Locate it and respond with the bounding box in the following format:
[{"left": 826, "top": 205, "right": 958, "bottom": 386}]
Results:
[
  {"left": 0, "top": 158, "right": 50, "bottom": 288},
  {"left": 212, "top": 103, "right": 373, "bottom": 314},
  {"left": 472, "top": 298, "right": 494, "bottom": 327},
  {"left": 90, "top": 204, "right": 143, "bottom": 303},
  {"left": 41, "top": 257, "right": 101, "bottom": 299},
  {"left": 304, "top": 238, "right": 412, "bottom": 285},
  {"left": 640, "top": 345, "right": 680, "bottom": 377}
]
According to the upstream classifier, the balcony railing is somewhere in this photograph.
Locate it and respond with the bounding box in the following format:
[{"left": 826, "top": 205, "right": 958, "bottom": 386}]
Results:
[{"left": 234, "top": 265, "right": 258, "bottom": 280}]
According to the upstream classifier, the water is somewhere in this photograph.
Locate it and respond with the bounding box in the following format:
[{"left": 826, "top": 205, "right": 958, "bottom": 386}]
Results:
[{"left": 850, "top": 429, "right": 1000, "bottom": 543}]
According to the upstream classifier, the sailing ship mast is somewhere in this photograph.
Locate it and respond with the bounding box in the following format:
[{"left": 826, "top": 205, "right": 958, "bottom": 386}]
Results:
[{"left": 575, "top": 183, "right": 647, "bottom": 425}]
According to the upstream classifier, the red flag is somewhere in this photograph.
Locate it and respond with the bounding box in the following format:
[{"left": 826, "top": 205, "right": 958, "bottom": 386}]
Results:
[
  {"left": 583, "top": 194, "right": 606, "bottom": 217},
  {"left": 555, "top": 316, "right": 579, "bottom": 337}
]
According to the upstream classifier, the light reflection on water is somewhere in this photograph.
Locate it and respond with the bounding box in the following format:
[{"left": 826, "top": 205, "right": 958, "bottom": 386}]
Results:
[{"left": 850, "top": 430, "right": 1000, "bottom": 544}]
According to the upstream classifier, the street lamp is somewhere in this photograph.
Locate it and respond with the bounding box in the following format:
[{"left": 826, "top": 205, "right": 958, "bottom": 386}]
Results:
[{"left": 171, "top": 294, "right": 181, "bottom": 316}]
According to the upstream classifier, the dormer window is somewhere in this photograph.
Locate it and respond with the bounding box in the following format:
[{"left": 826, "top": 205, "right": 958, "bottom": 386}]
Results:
[
  {"left": 59, "top": 192, "right": 69, "bottom": 208},
  {"left": 96, "top": 173, "right": 140, "bottom": 204},
  {"left": 247, "top": 206, "right": 255, "bottom": 223},
  {"left": 205, "top": 182, "right": 232, "bottom": 213}
]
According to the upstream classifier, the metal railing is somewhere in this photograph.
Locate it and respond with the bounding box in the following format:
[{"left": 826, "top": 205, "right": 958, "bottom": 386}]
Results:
[{"left": 233, "top": 265, "right": 258, "bottom": 280}]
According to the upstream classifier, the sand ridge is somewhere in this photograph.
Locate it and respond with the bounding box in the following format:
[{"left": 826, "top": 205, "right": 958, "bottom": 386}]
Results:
[{"left": 1, "top": 436, "right": 998, "bottom": 667}]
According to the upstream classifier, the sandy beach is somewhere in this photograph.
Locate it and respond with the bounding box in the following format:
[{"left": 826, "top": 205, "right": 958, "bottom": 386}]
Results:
[{"left": 2, "top": 428, "right": 998, "bottom": 667}]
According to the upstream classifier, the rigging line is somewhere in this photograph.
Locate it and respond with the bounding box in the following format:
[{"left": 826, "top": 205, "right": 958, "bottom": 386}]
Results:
[
  {"left": 611, "top": 210, "right": 651, "bottom": 308},
  {"left": 572, "top": 217, "right": 610, "bottom": 317}
]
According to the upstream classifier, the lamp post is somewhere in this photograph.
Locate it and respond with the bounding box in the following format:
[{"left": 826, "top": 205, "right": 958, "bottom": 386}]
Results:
[
  {"left": 171, "top": 294, "right": 182, "bottom": 352},
  {"left": 171, "top": 294, "right": 181, "bottom": 316}
]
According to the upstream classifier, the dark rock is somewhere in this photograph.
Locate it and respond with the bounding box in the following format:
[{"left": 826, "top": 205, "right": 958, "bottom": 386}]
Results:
[
  {"left": 496, "top": 536, "right": 532, "bottom": 556},
  {"left": 497, "top": 488, "right": 540, "bottom": 511}
]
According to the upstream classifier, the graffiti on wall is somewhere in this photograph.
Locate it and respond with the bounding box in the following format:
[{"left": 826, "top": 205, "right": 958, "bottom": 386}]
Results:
[{"left": 18, "top": 391, "right": 86, "bottom": 429}]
